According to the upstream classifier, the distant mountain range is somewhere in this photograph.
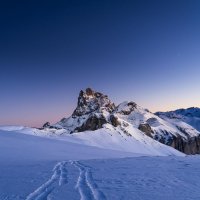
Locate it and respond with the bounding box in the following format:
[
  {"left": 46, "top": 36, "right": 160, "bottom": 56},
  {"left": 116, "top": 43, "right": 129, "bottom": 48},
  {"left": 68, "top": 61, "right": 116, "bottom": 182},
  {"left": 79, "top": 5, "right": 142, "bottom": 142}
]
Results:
[
  {"left": 41, "top": 88, "right": 200, "bottom": 155},
  {"left": 156, "top": 107, "right": 200, "bottom": 132}
]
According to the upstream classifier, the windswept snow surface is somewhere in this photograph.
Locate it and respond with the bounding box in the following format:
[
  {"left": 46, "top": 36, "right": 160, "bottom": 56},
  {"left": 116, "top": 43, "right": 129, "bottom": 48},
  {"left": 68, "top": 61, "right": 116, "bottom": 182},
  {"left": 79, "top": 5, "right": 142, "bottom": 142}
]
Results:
[
  {"left": 1, "top": 128, "right": 200, "bottom": 200},
  {"left": 0, "top": 125, "right": 183, "bottom": 156}
]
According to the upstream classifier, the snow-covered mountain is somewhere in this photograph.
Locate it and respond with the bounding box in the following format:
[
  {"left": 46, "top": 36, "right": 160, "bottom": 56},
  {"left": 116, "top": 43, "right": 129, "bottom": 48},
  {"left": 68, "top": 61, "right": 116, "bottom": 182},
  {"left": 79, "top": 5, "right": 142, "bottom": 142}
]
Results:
[
  {"left": 41, "top": 88, "right": 200, "bottom": 155},
  {"left": 113, "top": 102, "right": 200, "bottom": 154},
  {"left": 156, "top": 107, "right": 200, "bottom": 132}
]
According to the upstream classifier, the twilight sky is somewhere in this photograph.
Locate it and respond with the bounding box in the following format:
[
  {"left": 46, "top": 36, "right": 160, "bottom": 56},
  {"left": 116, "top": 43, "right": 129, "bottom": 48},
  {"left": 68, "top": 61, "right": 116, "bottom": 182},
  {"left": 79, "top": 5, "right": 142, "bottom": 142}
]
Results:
[{"left": 0, "top": 0, "right": 200, "bottom": 127}]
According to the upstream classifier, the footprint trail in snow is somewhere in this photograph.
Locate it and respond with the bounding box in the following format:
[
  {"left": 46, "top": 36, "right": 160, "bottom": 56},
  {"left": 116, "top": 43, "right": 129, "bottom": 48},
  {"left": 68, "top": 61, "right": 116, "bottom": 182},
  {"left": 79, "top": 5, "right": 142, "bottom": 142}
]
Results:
[
  {"left": 26, "top": 161, "right": 106, "bottom": 200},
  {"left": 73, "top": 161, "right": 106, "bottom": 200},
  {"left": 26, "top": 161, "right": 68, "bottom": 200}
]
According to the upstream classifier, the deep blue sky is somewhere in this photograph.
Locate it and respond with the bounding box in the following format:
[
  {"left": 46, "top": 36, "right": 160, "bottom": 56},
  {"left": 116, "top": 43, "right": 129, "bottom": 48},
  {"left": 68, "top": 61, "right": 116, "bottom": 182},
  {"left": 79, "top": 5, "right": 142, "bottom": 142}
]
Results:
[{"left": 0, "top": 0, "right": 200, "bottom": 127}]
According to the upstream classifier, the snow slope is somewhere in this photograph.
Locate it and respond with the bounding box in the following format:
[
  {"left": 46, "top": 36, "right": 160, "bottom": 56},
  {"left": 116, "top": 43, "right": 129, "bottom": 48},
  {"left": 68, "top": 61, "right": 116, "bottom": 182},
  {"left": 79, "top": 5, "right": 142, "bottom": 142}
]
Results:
[
  {"left": 0, "top": 129, "right": 138, "bottom": 163},
  {"left": 1, "top": 129, "right": 200, "bottom": 200},
  {"left": 0, "top": 125, "right": 183, "bottom": 156},
  {"left": 114, "top": 101, "right": 200, "bottom": 142}
]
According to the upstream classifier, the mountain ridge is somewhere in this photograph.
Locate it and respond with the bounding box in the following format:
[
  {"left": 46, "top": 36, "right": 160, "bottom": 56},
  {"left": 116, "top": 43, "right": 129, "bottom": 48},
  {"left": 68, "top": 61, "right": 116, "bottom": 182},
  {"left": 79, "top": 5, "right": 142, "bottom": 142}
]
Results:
[{"left": 42, "top": 88, "right": 200, "bottom": 155}]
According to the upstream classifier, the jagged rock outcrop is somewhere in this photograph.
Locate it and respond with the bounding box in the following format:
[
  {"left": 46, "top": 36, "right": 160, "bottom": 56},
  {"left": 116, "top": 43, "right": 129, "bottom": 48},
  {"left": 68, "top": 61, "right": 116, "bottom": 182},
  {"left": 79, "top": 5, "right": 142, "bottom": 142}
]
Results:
[
  {"left": 43, "top": 122, "right": 50, "bottom": 128},
  {"left": 138, "top": 123, "right": 153, "bottom": 138},
  {"left": 75, "top": 114, "right": 107, "bottom": 132},
  {"left": 41, "top": 122, "right": 62, "bottom": 130},
  {"left": 72, "top": 88, "right": 115, "bottom": 117},
  {"left": 185, "top": 136, "right": 200, "bottom": 154},
  {"left": 110, "top": 115, "right": 121, "bottom": 127},
  {"left": 55, "top": 88, "right": 116, "bottom": 133}
]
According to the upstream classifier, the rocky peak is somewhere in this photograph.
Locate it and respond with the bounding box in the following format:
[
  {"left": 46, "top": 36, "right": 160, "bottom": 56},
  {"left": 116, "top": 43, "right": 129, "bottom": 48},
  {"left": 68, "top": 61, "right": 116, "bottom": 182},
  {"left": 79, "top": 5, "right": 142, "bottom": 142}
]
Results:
[
  {"left": 72, "top": 88, "right": 116, "bottom": 117},
  {"left": 85, "top": 87, "right": 95, "bottom": 96}
]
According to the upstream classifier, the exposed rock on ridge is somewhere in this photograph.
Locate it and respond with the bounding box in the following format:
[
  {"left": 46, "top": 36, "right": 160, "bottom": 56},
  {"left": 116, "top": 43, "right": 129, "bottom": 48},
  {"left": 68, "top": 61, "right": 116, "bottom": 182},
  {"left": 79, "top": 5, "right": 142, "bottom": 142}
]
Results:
[{"left": 72, "top": 88, "right": 116, "bottom": 117}]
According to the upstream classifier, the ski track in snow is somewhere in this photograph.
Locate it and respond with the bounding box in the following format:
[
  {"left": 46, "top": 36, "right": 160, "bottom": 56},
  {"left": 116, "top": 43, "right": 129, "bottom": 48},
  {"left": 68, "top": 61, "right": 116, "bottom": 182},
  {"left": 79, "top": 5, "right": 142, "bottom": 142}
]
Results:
[
  {"left": 0, "top": 195, "right": 22, "bottom": 200},
  {"left": 26, "top": 160, "right": 105, "bottom": 200},
  {"left": 73, "top": 161, "right": 106, "bottom": 200},
  {"left": 26, "top": 161, "right": 68, "bottom": 200}
]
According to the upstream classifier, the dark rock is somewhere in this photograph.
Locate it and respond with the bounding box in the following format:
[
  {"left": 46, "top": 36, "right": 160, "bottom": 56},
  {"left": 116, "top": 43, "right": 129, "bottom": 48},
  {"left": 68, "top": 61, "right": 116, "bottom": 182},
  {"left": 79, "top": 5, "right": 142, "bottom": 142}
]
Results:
[
  {"left": 43, "top": 122, "right": 50, "bottom": 128},
  {"left": 138, "top": 123, "right": 153, "bottom": 137},
  {"left": 154, "top": 132, "right": 200, "bottom": 155},
  {"left": 127, "top": 101, "right": 137, "bottom": 107},
  {"left": 85, "top": 88, "right": 94, "bottom": 96},
  {"left": 170, "top": 135, "right": 185, "bottom": 153},
  {"left": 110, "top": 115, "right": 121, "bottom": 127},
  {"left": 173, "top": 135, "right": 200, "bottom": 154},
  {"left": 72, "top": 88, "right": 116, "bottom": 117},
  {"left": 180, "top": 136, "right": 200, "bottom": 154},
  {"left": 75, "top": 114, "right": 107, "bottom": 132}
]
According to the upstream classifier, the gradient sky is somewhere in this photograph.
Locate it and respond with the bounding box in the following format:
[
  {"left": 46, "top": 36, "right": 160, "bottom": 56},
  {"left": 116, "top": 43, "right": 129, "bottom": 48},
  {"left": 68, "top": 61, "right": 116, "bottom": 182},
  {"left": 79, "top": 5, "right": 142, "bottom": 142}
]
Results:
[{"left": 0, "top": 0, "right": 200, "bottom": 127}]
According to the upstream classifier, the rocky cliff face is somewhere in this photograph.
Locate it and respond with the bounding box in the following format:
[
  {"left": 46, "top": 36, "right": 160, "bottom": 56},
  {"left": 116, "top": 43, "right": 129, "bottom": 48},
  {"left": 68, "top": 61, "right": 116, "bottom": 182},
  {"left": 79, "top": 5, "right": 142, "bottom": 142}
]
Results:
[
  {"left": 72, "top": 88, "right": 116, "bottom": 117},
  {"left": 138, "top": 123, "right": 153, "bottom": 138},
  {"left": 42, "top": 88, "right": 200, "bottom": 155},
  {"left": 155, "top": 109, "right": 200, "bottom": 154}
]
